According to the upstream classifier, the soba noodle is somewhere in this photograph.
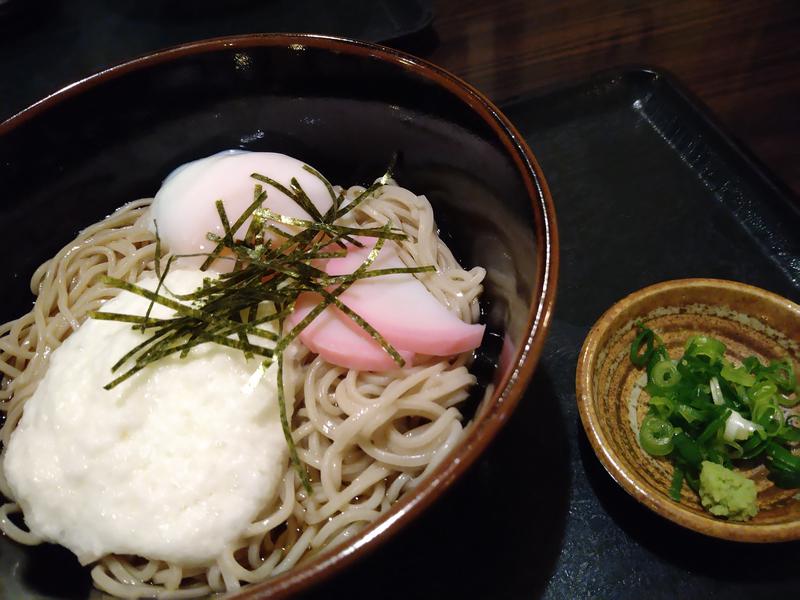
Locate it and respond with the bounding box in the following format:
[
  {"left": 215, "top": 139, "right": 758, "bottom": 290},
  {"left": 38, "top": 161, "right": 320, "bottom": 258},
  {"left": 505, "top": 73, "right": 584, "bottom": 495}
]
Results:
[{"left": 0, "top": 182, "right": 484, "bottom": 598}]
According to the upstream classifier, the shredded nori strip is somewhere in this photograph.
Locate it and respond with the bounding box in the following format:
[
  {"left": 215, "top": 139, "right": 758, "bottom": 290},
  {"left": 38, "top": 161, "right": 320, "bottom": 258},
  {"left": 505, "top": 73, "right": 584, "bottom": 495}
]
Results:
[
  {"left": 277, "top": 346, "right": 312, "bottom": 491},
  {"left": 94, "top": 162, "right": 429, "bottom": 494}
]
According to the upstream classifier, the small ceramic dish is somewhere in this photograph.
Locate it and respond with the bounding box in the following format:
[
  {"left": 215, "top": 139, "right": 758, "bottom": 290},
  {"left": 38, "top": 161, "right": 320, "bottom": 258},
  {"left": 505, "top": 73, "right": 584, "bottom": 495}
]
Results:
[{"left": 576, "top": 278, "right": 800, "bottom": 542}]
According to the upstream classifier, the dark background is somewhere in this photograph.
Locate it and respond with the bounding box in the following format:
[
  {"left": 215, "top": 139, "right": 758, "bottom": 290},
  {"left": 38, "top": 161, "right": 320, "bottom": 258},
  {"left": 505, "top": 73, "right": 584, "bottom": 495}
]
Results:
[
  {"left": 2, "top": 2, "right": 800, "bottom": 600},
  {"left": 2, "top": 0, "right": 799, "bottom": 198},
  {"left": 426, "top": 0, "right": 800, "bottom": 200}
]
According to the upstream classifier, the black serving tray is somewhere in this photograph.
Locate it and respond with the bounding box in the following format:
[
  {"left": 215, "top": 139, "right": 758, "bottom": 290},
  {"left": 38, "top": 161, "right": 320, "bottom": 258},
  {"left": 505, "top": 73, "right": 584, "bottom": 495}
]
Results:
[
  {"left": 299, "top": 69, "right": 800, "bottom": 600},
  {"left": 3, "top": 62, "right": 799, "bottom": 599}
]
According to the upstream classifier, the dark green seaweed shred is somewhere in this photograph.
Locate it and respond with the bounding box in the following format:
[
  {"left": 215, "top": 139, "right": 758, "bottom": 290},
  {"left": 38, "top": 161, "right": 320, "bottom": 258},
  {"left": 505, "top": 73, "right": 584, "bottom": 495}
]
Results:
[
  {"left": 94, "top": 163, "right": 430, "bottom": 494},
  {"left": 277, "top": 346, "right": 312, "bottom": 493}
]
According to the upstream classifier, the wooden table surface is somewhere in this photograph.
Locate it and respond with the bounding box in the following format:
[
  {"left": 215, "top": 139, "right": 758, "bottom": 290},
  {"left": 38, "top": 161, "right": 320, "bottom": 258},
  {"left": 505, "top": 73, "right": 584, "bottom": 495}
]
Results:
[
  {"left": 3, "top": 0, "right": 796, "bottom": 196},
  {"left": 413, "top": 0, "right": 800, "bottom": 198}
]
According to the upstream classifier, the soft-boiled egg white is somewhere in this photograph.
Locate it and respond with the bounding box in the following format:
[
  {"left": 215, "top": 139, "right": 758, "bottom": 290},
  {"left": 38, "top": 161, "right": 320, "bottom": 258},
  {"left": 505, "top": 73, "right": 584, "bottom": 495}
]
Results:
[{"left": 150, "top": 150, "right": 333, "bottom": 268}]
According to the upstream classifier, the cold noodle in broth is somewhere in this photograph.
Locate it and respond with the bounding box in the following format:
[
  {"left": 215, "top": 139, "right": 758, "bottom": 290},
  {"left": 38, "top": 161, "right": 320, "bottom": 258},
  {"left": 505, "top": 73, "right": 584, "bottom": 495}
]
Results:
[{"left": 0, "top": 152, "right": 485, "bottom": 598}]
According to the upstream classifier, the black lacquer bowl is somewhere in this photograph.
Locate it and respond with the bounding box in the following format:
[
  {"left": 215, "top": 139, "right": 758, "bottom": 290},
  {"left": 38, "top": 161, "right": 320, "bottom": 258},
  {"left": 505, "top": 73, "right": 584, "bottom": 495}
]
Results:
[{"left": 0, "top": 34, "right": 558, "bottom": 598}]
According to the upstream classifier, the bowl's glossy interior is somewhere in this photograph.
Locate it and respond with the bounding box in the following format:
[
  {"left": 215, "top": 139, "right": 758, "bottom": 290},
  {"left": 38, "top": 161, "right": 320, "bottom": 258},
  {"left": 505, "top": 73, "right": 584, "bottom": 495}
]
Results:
[
  {"left": 0, "top": 34, "right": 557, "bottom": 597},
  {"left": 577, "top": 278, "right": 800, "bottom": 542}
]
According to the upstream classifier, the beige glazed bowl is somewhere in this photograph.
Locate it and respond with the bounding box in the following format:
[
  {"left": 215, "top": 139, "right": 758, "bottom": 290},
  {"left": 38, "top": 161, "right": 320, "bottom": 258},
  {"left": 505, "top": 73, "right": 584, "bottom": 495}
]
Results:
[{"left": 577, "top": 278, "right": 800, "bottom": 542}]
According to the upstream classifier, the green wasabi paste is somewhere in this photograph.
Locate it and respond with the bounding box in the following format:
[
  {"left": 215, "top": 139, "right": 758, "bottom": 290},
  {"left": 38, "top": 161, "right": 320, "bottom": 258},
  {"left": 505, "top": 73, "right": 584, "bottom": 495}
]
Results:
[{"left": 699, "top": 461, "right": 758, "bottom": 522}]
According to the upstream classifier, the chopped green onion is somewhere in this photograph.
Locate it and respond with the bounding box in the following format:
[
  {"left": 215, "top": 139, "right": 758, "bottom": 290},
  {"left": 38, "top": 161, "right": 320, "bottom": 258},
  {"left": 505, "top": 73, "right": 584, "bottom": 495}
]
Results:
[
  {"left": 684, "top": 335, "right": 726, "bottom": 365},
  {"left": 720, "top": 360, "right": 756, "bottom": 387},
  {"left": 767, "top": 466, "right": 800, "bottom": 489},
  {"left": 770, "top": 358, "right": 797, "bottom": 393},
  {"left": 676, "top": 404, "right": 705, "bottom": 425},
  {"left": 765, "top": 441, "right": 800, "bottom": 472},
  {"left": 741, "top": 433, "right": 769, "bottom": 459},
  {"left": 752, "top": 400, "right": 784, "bottom": 435},
  {"left": 748, "top": 380, "right": 778, "bottom": 404},
  {"left": 722, "top": 410, "right": 760, "bottom": 442},
  {"left": 777, "top": 391, "right": 800, "bottom": 408},
  {"left": 650, "top": 360, "right": 681, "bottom": 389},
  {"left": 630, "top": 324, "right": 655, "bottom": 367},
  {"left": 648, "top": 395, "right": 675, "bottom": 419},
  {"left": 669, "top": 467, "right": 684, "bottom": 501},
  {"left": 697, "top": 408, "right": 730, "bottom": 444},
  {"left": 709, "top": 376, "right": 724, "bottom": 405},
  {"left": 639, "top": 415, "right": 675, "bottom": 456},
  {"left": 777, "top": 425, "right": 800, "bottom": 443},
  {"left": 673, "top": 432, "right": 703, "bottom": 469},
  {"left": 629, "top": 324, "right": 800, "bottom": 520}
]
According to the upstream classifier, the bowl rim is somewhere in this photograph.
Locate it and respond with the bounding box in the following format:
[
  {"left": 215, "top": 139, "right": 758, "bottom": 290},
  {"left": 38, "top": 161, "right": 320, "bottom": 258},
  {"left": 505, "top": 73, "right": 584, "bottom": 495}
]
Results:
[
  {"left": 576, "top": 277, "right": 800, "bottom": 543},
  {"left": 0, "top": 33, "right": 559, "bottom": 596}
]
